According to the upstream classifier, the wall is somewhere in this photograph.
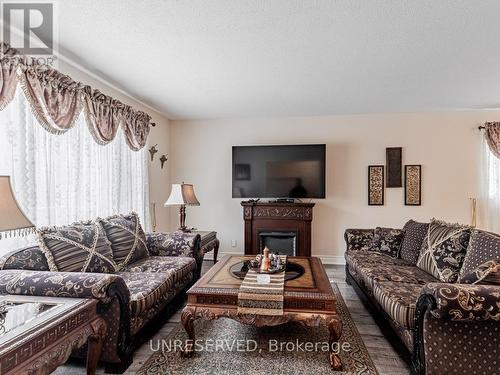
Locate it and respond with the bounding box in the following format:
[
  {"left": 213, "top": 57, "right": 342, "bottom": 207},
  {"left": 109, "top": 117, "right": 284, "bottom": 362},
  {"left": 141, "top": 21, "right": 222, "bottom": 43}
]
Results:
[
  {"left": 170, "top": 112, "right": 497, "bottom": 262},
  {"left": 58, "top": 60, "right": 172, "bottom": 232}
]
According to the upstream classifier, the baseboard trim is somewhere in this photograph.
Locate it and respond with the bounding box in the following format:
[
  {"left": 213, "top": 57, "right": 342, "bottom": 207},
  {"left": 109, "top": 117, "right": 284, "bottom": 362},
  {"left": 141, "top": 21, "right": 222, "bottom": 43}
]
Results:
[
  {"left": 317, "top": 255, "right": 346, "bottom": 265},
  {"left": 205, "top": 251, "right": 346, "bottom": 265}
]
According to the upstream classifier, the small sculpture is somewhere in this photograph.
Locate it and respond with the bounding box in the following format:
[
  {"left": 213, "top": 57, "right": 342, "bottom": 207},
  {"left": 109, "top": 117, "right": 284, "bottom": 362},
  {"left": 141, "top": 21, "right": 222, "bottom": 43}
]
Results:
[
  {"left": 148, "top": 144, "right": 158, "bottom": 161},
  {"left": 249, "top": 255, "right": 261, "bottom": 269},
  {"left": 260, "top": 246, "right": 271, "bottom": 272},
  {"left": 270, "top": 253, "right": 282, "bottom": 269},
  {"left": 160, "top": 154, "right": 168, "bottom": 169}
]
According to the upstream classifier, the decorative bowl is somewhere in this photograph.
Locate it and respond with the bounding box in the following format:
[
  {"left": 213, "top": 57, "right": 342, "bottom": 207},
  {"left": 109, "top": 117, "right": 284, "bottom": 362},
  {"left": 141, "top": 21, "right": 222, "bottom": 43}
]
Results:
[
  {"left": 245, "top": 259, "right": 286, "bottom": 274},
  {"left": 248, "top": 264, "right": 286, "bottom": 274}
]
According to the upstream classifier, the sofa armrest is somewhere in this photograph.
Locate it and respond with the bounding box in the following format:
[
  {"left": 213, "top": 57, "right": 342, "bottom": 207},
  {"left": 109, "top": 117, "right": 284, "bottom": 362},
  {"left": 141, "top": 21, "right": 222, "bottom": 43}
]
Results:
[
  {"left": 344, "top": 229, "right": 374, "bottom": 251},
  {"left": 146, "top": 231, "right": 203, "bottom": 277},
  {"left": 421, "top": 282, "right": 500, "bottom": 322},
  {"left": 0, "top": 269, "right": 133, "bottom": 363},
  {"left": 412, "top": 283, "right": 500, "bottom": 374},
  {"left": 0, "top": 270, "right": 130, "bottom": 305},
  {"left": 147, "top": 231, "right": 201, "bottom": 258}
]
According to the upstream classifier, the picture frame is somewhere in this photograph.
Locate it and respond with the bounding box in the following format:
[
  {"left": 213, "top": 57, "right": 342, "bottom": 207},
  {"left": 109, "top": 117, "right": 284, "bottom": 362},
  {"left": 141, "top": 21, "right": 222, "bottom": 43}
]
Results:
[
  {"left": 368, "top": 165, "right": 384, "bottom": 206},
  {"left": 386, "top": 147, "right": 402, "bottom": 188},
  {"left": 405, "top": 165, "right": 422, "bottom": 206}
]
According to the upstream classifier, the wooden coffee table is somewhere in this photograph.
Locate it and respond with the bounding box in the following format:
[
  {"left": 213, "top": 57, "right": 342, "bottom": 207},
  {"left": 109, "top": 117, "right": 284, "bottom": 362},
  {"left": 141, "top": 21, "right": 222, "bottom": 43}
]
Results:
[{"left": 181, "top": 255, "right": 342, "bottom": 370}]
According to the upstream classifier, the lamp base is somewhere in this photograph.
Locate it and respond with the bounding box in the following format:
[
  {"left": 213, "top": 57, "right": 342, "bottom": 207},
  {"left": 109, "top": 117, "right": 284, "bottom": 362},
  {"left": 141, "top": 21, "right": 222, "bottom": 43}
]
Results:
[
  {"left": 177, "top": 206, "right": 190, "bottom": 232},
  {"left": 177, "top": 226, "right": 191, "bottom": 232}
]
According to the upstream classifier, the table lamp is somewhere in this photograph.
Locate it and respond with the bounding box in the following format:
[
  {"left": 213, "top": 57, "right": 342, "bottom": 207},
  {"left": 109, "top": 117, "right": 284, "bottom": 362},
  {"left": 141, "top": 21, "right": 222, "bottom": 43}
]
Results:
[
  {"left": 164, "top": 183, "right": 200, "bottom": 232},
  {"left": 0, "top": 176, "right": 34, "bottom": 239}
]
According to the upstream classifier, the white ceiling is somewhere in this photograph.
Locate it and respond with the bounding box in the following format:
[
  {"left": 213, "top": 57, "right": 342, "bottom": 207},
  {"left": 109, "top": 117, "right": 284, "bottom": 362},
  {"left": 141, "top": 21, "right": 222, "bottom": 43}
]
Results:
[{"left": 38, "top": 1, "right": 500, "bottom": 119}]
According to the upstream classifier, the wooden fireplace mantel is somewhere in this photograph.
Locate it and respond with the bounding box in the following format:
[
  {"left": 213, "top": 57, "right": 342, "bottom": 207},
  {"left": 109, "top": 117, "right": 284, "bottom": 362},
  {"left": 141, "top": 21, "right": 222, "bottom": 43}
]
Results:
[{"left": 241, "top": 201, "right": 315, "bottom": 256}]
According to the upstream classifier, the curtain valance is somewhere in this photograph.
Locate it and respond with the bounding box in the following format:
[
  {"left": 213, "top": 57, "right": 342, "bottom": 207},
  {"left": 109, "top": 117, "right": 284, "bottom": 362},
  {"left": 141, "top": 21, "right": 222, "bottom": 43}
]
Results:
[
  {"left": 0, "top": 42, "right": 151, "bottom": 150},
  {"left": 484, "top": 122, "right": 500, "bottom": 159},
  {"left": 0, "top": 43, "right": 18, "bottom": 110},
  {"left": 20, "top": 63, "right": 84, "bottom": 134},
  {"left": 83, "top": 87, "right": 121, "bottom": 145},
  {"left": 82, "top": 87, "right": 151, "bottom": 151}
]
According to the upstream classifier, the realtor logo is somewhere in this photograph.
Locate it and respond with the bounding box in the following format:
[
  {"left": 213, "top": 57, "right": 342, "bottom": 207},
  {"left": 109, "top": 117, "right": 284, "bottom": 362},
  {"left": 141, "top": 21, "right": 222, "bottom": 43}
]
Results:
[{"left": 2, "top": 1, "right": 55, "bottom": 55}]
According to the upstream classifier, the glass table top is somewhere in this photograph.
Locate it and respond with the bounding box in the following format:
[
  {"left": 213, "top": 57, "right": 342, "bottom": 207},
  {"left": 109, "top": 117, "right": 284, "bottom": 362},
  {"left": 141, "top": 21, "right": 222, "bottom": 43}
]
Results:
[
  {"left": 229, "top": 260, "right": 305, "bottom": 281},
  {"left": 0, "top": 295, "right": 85, "bottom": 348},
  {"left": 0, "top": 301, "right": 58, "bottom": 336}
]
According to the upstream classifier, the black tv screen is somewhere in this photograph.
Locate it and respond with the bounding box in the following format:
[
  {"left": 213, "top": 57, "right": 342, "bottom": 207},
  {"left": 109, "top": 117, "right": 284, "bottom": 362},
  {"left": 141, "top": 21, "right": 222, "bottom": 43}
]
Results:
[{"left": 232, "top": 144, "right": 326, "bottom": 199}]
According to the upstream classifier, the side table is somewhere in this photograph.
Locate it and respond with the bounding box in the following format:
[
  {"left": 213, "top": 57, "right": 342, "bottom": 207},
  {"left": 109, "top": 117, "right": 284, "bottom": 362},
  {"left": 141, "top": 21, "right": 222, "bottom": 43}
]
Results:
[
  {"left": 192, "top": 231, "right": 220, "bottom": 263},
  {"left": 0, "top": 295, "right": 106, "bottom": 375}
]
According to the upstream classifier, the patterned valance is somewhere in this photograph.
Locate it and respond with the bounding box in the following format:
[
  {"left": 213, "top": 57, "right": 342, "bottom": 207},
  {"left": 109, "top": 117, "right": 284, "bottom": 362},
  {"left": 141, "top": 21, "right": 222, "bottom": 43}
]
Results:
[
  {"left": 0, "top": 43, "right": 18, "bottom": 110},
  {"left": 0, "top": 42, "right": 151, "bottom": 150},
  {"left": 83, "top": 88, "right": 151, "bottom": 151},
  {"left": 484, "top": 122, "right": 500, "bottom": 159},
  {"left": 83, "top": 87, "right": 121, "bottom": 145},
  {"left": 19, "top": 63, "right": 84, "bottom": 134}
]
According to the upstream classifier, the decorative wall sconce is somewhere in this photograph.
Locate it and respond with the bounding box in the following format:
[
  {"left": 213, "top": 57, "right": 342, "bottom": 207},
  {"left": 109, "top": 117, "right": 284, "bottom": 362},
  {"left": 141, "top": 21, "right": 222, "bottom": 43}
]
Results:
[
  {"left": 149, "top": 144, "right": 158, "bottom": 161},
  {"left": 160, "top": 155, "right": 168, "bottom": 169}
]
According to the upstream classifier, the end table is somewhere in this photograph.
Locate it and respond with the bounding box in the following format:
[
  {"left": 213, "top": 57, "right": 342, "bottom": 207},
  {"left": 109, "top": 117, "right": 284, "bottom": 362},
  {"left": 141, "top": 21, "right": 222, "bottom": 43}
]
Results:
[
  {"left": 0, "top": 295, "right": 106, "bottom": 375},
  {"left": 192, "top": 231, "right": 220, "bottom": 263}
]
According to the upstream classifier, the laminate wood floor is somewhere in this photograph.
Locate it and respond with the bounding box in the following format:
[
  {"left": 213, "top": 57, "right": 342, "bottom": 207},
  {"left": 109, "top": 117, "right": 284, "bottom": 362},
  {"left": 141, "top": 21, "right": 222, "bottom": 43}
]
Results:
[{"left": 58, "top": 262, "right": 410, "bottom": 375}]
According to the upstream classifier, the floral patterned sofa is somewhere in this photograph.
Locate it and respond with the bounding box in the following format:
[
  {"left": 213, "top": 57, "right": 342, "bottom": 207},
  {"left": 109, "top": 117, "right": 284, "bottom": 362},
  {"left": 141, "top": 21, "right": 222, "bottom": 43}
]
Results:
[
  {"left": 0, "top": 213, "right": 202, "bottom": 373},
  {"left": 344, "top": 219, "right": 499, "bottom": 375}
]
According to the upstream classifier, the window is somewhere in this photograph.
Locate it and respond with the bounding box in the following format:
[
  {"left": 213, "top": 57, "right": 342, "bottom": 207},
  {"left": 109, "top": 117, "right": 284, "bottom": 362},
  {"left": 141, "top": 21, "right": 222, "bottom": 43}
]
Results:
[
  {"left": 0, "top": 88, "right": 150, "bottom": 255},
  {"left": 481, "top": 137, "right": 500, "bottom": 232}
]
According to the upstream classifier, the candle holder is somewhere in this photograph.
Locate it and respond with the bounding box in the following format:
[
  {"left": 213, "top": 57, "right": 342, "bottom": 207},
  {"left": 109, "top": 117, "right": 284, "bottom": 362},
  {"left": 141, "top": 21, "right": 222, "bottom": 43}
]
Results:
[{"left": 469, "top": 197, "right": 477, "bottom": 228}]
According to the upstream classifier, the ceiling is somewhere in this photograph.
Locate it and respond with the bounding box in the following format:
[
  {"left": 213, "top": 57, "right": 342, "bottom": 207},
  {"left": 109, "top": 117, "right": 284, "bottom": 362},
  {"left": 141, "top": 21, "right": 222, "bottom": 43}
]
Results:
[{"left": 25, "top": 1, "right": 500, "bottom": 119}]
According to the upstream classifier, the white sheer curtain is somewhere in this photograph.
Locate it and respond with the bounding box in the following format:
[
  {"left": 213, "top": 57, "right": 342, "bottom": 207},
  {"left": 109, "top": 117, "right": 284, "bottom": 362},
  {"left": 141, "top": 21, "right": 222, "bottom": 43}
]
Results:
[
  {"left": 0, "top": 88, "right": 150, "bottom": 255},
  {"left": 480, "top": 136, "right": 500, "bottom": 233}
]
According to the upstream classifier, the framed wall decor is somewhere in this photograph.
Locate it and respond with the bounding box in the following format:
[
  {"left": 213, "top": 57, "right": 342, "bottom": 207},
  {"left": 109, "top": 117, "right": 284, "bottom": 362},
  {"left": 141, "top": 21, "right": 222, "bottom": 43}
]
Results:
[
  {"left": 368, "top": 165, "right": 384, "bottom": 206},
  {"left": 386, "top": 147, "right": 402, "bottom": 187},
  {"left": 405, "top": 165, "right": 422, "bottom": 206}
]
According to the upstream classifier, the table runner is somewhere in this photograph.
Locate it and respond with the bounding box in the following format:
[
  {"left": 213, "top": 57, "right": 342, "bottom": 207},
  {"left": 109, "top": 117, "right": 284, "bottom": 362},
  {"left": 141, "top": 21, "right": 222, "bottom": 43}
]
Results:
[{"left": 237, "top": 257, "right": 287, "bottom": 316}]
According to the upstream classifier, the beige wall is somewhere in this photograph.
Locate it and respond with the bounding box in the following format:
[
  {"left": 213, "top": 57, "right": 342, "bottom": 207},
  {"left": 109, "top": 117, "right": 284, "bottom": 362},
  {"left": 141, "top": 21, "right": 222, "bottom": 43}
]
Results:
[
  {"left": 58, "top": 61, "right": 172, "bottom": 231},
  {"left": 170, "top": 112, "right": 497, "bottom": 262}
]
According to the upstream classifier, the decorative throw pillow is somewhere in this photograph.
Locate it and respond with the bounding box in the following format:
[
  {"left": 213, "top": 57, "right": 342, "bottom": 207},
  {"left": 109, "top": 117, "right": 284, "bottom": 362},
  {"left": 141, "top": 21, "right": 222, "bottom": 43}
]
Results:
[
  {"left": 400, "top": 220, "right": 429, "bottom": 264},
  {"left": 416, "top": 219, "right": 471, "bottom": 283},
  {"left": 37, "top": 221, "right": 117, "bottom": 273},
  {"left": 345, "top": 229, "right": 374, "bottom": 251},
  {"left": 98, "top": 212, "right": 149, "bottom": 270},
  {"left": 459, "top": 230, "right": 500, "bottom": 284},
  {"left": 368, "top": 227, "right": 405, "bottom": 258}
]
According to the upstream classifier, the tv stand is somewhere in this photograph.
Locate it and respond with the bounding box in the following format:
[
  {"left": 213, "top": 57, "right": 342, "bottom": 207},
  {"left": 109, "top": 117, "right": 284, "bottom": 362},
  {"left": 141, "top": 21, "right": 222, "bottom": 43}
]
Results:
[{"left": 241, "top": 201, "right": 314, "bottom": 256}]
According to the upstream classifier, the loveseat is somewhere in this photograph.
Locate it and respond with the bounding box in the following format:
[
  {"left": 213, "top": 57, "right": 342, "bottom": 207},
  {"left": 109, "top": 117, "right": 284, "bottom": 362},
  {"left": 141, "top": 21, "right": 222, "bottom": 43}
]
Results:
[
  {"left": 344, "top": 219, "right": 499, "bottom": 375},
  {"left": 0, "top": 212, "right": 202, "bottom": 373}
]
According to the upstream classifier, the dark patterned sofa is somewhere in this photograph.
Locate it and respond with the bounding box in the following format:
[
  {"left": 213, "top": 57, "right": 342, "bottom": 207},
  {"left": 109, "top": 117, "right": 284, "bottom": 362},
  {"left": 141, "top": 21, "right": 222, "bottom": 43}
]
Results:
[
  {"left": 0, "top": 219, "right": 202, "bottom": 373},
  {"left": 344, "top": 219, "right": 499, "bottom": 375}
]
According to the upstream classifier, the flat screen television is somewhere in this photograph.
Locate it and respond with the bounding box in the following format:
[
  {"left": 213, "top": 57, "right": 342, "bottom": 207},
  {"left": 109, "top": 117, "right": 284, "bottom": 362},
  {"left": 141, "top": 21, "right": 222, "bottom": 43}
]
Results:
[{"left": 232, "top": 144, "right": 326, "bottom": 199}]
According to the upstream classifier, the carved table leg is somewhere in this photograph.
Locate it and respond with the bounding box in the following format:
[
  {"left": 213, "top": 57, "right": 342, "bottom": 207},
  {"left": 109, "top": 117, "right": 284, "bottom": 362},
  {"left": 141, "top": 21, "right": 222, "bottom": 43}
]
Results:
[
  {"left": 181, "top": 307, "right": 196, "bottom": 357},
  {"left": 87, "top": 318, "right": 107, "bottom": 375},
  {"left": 213, "top": 239, "right": 220, "bottom": 263},
  {"left": 327, "top": 316, "right": 343, "bottom": 371}
]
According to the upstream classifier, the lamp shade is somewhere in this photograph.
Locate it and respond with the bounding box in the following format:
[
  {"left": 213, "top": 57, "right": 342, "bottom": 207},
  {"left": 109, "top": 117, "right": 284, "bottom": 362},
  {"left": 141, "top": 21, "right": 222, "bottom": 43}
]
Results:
[
  {"left": 0, "top": 176, "right": 34, "bottom": 233},
  {"left": 164, "top": 183, "right": 200, "bottom": 206}
]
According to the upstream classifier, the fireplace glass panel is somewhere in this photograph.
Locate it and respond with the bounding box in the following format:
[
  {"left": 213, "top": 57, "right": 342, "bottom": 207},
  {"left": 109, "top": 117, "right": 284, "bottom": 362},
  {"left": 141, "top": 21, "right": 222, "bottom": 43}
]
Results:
[{"left": 258, "top": 231, "right": 296, "bottom": 256}]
